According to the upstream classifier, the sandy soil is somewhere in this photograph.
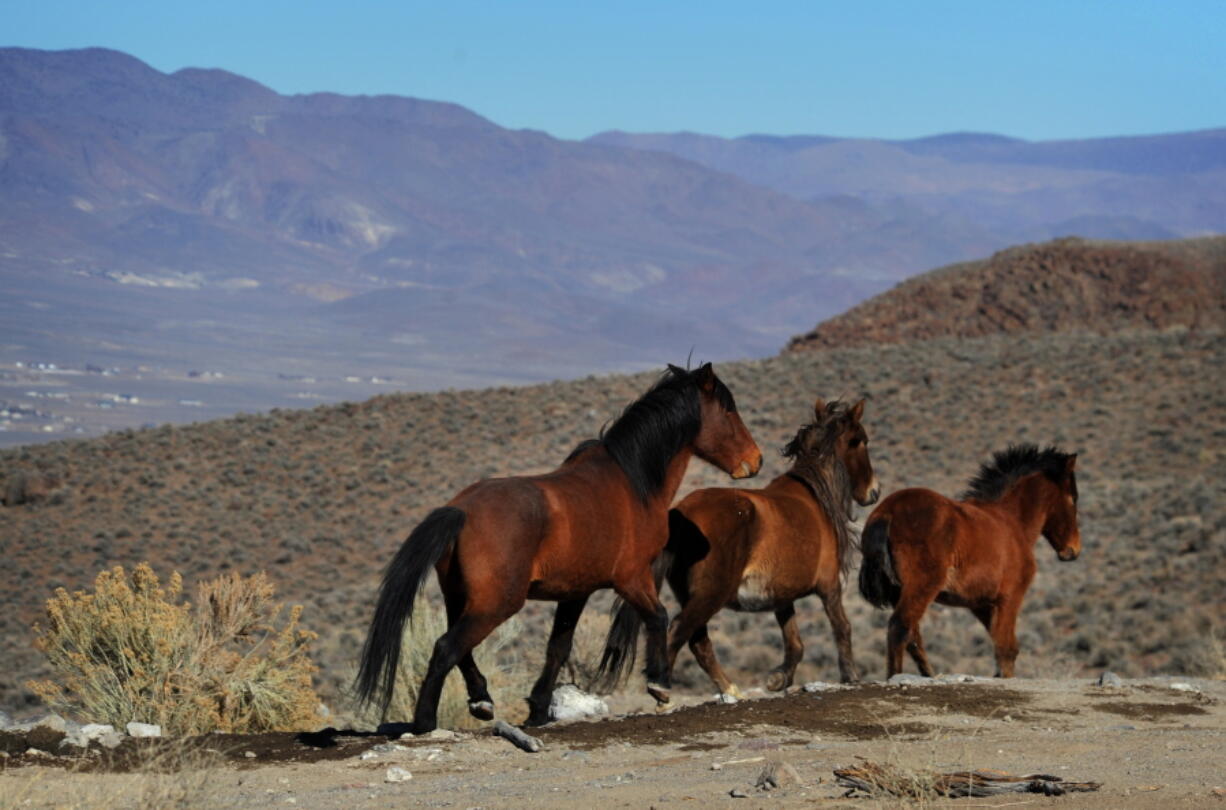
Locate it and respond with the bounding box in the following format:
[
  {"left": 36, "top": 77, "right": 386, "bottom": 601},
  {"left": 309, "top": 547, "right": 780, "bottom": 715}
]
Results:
[{"left": 3, "top": 676, "right": 1224, "bottom": 809}]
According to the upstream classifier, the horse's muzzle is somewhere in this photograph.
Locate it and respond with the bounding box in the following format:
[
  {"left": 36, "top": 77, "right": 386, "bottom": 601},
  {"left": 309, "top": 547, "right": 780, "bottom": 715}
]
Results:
[
  {"left": 1058, "top": 548, "right": 1080, "bottom": 561},
  {"left": 732, "top": 453, "right": 763, "bottom": 479}
]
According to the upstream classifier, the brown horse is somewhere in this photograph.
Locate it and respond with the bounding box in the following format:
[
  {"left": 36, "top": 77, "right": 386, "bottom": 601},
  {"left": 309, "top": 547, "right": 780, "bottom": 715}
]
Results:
[
  {"left": 859, "top": 444, "right": 1081, "bottom": 679},
  {"left": 600, "top": 398, "right": 879, "bottom": 699},
  {"left": 355, "top": 363, "right": 762, "bottom": 732}
]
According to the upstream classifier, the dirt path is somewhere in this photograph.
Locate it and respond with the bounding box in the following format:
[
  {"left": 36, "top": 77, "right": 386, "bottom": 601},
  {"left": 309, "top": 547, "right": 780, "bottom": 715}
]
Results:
[{"left": 3, "top": 676, "right": 1223, "bottom": 808}]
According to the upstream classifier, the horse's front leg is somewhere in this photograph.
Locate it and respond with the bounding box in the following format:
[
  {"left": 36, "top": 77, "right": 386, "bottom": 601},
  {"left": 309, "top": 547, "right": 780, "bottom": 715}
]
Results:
[
  {"left": 615, "top": 573, "right": 671, "bottom": 704},
  {"left": 525, "top": 596, "right": 590, "bottom": 726},
  {"left": 986, "top": 596, "right": 1023, "bottom": 678},
  {"left": 818, "top": 583, "right": 860, "bottom": 683},
  {"left": 766, "top": 602, "right": 803, "bottom": 691}
]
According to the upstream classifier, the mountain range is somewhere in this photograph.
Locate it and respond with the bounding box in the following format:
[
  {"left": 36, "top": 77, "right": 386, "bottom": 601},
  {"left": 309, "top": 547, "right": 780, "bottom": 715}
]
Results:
[{"left": 1, "top": 46, "right": 1223, "bottom": 445}]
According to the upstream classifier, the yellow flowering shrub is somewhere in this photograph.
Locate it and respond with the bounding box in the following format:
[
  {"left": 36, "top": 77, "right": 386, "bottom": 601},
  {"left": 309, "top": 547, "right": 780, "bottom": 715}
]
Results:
[{"left": 28, "top": 563, "right": 320, "bottom": 735}]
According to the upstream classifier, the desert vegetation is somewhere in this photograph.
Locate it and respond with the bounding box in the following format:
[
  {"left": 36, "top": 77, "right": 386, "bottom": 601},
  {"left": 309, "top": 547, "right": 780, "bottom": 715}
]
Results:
[{"left": 26, "top": 564, "right": 320, "bottom": 735}]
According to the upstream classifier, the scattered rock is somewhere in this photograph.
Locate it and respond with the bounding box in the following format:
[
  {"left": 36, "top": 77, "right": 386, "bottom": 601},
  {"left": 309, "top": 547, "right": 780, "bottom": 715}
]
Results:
[
  {"left": 550, "top": 685, "right": 609, "bottom": 722},
  {"left": 560, "top": 750, "right": 589, "bottom": 762},
  {"left": 1098, "top": 671, "right": 1124, "bottom": 687},
  {"left": 755, "top": 760, "right": 802, "bottom": 790},
  {"left": 14, "top": 714, "right": 67, "bottom": 734},
  {"left": 887, "top": 673, "right": 929, "bottom": 686},
  {"left": 421, "top": 728, "right": 460, "bottom": 742},
  {"left": 729, "top": 788, "right": 749, "bottom": 798},
  {"left": 359, "top": 751, "right": 379, "bottom": 761},
  {"left": 492, "top": 720, "right": 543, "bottom": 753},
  {"left": 802, "top": 681, "right": 841, "bottom": 693},
  {"left": 126, "top": 721, "right": 161, "bottom": 738},
  {"left": 1169, "top": 682, "right": 1198, "bottom": 693},
  {"left": 935, "top": 673, "right": 979, "bottom": 684},
  {"left": 372, "top": 742, "right": 409, "bottom": 754},
  {"left": 244, "top": 751, "right": 257, "bottom": 759},
  {"left": 62, "top": 723, "right": 122, "bottom": 749},
  {"left": 0, "top": 710, "right": 11, "bottom": 729},
  {"left": 385, "top": 766, "right": 413, "bottom": 783}
]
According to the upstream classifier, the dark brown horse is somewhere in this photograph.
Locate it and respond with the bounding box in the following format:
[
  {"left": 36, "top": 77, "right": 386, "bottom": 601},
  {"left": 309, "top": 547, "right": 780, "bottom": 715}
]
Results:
[
  {"left": 355, "top": 363, "right": 762, "bottom": 732},
  {"left": 859, "top": 444, "right": 1081, "bottom": 679},
  {"left": 600, "top": 398, "right": 879, "bottom": 699}
]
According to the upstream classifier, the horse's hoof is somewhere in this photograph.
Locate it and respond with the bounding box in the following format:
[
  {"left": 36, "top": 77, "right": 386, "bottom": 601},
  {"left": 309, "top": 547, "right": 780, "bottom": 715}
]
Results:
[
  {"left": 726, "top": 684, "right": 746, "bottom": 700},
  {"left": 523, "top": 713, "right": 551, "bottom": 727},
  {"left": 716, "top": 691, "right": 738, "bottom": 705},
  {"left": 765, "top": 670, "right": 791, "bottom": 692},
  {"left": 647, "top": 681, "right": 671, "bottom": 704},
  {"left": 468, "top": 700, "right": 495, "bottom": 721}
]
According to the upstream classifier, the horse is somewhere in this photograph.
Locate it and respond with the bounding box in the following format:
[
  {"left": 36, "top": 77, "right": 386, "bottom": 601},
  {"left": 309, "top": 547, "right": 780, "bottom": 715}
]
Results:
[
  {"left": 599, "top": 397, "right": 880, "bottom": 700},
  {"left": 355, "top": 362, "right": 762, "bottom": 732},
  {"left": 858, "top": 444, "right": 1081, "bottom": 679}
]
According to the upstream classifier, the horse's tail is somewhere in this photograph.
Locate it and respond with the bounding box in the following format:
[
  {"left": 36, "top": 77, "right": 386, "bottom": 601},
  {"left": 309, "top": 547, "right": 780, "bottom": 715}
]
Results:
[
  {"left": 355, "top": 506, "right": 466, "bottom": 716},
  {"left": 595, "top": 510, "right": 694, "bottom": 692},
  {"left": 858, "top": 516, "right": 901, "bottom": 609}
]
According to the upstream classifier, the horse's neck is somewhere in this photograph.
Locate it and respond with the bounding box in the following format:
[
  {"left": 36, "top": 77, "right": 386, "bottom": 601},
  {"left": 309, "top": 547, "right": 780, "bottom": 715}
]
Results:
[
  {"left": 783, "top": 458, "right": 834, "bottom": 501},
  {"left": 997, "top": 473, "right": 1056, "bottom": 543},
  {"left": 654, "top": 447, "right": 695, "bottom": 507}
]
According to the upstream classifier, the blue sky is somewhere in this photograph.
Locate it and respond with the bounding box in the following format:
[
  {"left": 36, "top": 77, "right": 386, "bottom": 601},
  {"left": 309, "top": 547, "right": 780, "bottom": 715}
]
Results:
[{"left": 7, "top": 0, "right": 1224, "bottom": 142}]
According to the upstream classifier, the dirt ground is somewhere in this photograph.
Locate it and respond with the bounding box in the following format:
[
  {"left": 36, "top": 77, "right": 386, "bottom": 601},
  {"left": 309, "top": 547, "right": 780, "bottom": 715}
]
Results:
[{"left": 2, "top": 676, "right": 1224, "bottom": 808}]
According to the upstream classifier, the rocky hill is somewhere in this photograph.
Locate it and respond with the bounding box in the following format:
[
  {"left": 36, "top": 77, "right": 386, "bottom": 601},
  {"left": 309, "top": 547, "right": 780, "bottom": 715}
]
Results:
[{"left": 785, "top": 236, "right": 1226, "bottom": 352}]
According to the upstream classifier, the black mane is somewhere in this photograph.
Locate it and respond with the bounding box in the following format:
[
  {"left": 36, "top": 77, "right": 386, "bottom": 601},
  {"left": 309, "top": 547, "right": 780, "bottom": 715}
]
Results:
[
  {"left": 601, "top": 365, "right": 736, "bottom": 503},
  {"left": 961, "top": 444, "right": 1073, "bottom": 502},
  {"left": 781, "top": 400, "right": 858, "bottom": 578}
]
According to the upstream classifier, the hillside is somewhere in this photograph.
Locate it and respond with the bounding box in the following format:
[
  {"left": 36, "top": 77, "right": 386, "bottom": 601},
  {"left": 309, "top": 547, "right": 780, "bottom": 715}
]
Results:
[
  {"left": 2, "top": 325, "right": 1221, "bottom": 717},
  {"left": 785, "top": 236, "right": 1226, "bottom": 352}
]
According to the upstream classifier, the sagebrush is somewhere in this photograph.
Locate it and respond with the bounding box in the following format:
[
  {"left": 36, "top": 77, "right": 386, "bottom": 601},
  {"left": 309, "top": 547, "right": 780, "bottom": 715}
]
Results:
[{"left": 28, "top": 563, "right": 321, "bottom": 734}]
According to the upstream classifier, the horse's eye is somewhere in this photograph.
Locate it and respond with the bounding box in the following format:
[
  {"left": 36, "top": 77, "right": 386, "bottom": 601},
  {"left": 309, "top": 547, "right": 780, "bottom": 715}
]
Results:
[{"left": 849, "top": 438, "right": 861, "bottom": 448}]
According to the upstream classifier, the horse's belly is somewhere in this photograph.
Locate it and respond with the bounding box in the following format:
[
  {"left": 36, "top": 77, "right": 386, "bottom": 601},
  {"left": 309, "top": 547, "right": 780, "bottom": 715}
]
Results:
[{"left": 730, "top": 570, "right": 776, "bottom": 612}]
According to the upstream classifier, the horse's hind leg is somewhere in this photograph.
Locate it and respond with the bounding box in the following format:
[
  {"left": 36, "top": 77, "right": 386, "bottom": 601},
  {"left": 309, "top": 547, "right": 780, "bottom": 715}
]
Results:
[
  {"left": 686, "top": 624, "right": 741, "bottom": 699},
  {"left": 766, "top": 602, "right": 803, "bottom": 692},
  {"left": 413, "top": 612, "right": 506, "bottom": 733},
  {"left": 525, "top": 596, "right": 589, "bottom": 726},
  {"left": 985, "top": 595, "right": 1024, "bottom": 678},
  {"left": 818, "top": 584, "right": 860, "bottom": 683},
  {"left": 665, "top": 583, "right": 735, "bottom": 695},
  {"left": 442, "top": 589, "right": 495, "bottom": 720},
  {"left": 887, "top": 583, "right": 940, "bottom": 678}
]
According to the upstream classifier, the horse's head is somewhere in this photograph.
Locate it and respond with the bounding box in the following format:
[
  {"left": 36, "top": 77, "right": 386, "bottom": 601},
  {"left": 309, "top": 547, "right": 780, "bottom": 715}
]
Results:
[
  {"left": 783, "top": 398, "right": 880, "bottom": 506},
  {"left": 1042, "top": 453, "right": 1081, "bottom": 561},
  {"left": 683, "top": 363, "right": 761, "bottom": 480},
  {"left": 822, "top": 397, "right": 880, "bottom": 506}
]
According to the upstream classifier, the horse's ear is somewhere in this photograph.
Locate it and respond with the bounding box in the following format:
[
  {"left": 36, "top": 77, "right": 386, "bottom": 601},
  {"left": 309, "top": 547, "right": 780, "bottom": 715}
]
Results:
[
  {"left": 1065, "top": 454, "right": 1078, "bottom": 473},
  {"left": 813, "top": 397, "right": 826, "bottom": 417},
  {"left": 695, "top": 362, "right": 715, "bottom": 389},
  {"left": 850, "top": 398, "right": 866, "bottom": 422},
  {"left": 667, "top": 363, "right": 684, "bottom": 376}
]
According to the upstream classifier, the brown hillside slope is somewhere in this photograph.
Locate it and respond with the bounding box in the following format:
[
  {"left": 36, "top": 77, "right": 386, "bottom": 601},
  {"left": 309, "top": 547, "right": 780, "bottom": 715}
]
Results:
[
  {"left": 785, "top": 236, "right": 1226, "bottom": 352},
  {"left": 2, "top": 328, "right": 1222, "bottom": 718}
]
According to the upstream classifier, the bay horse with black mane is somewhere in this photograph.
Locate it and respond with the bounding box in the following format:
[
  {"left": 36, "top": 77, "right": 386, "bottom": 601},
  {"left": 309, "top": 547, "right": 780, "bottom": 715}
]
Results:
[
  {"left": 859, "top": 444, "right": 1081, "bottom": 679},
  {"left": 355, "top": 363, "right": 762, "bottom": 732},
  {"left": 600, "top": 398, "right": 880, "bottom": 699}
]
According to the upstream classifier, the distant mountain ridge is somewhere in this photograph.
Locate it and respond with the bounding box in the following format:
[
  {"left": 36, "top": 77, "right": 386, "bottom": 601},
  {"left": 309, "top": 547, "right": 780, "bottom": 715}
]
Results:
[
  {"left": 784, "top": 236, "right": 1226, "bottom": 352},
  {"left": 1, "top": 46, "right": 1224, "bottom": 446}
]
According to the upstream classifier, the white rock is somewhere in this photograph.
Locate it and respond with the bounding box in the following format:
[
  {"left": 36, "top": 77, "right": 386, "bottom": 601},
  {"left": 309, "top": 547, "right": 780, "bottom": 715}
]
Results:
[
  {"left": 887, "top": 673, "right": 928, "bottom": 685},
  {"left": 15, "top": 714, "right": 67, "bottom": 734},
  {"left": 549, "top": 684, "right": 609, "bottom": 722},
  {"left": 1097, "top": 671, "right": 1123, "bottom": 687},
  {"left": 126, "top": 722, "right": 161, "bottom": 738},
  {"left": 359, "top": 750, "right": 379, "bottom": 760},
  {"left": 802, "top": 681, "right": 846, "bottom": 693},
  {"left": 1170, "top": 682, "right": 1198, "bottom": 692},
  {"left": 421, "top": 728, "right": 460, "bottom": 741},
  {"left": 385, "top": 766, "right": 413, "bottom": 783}
]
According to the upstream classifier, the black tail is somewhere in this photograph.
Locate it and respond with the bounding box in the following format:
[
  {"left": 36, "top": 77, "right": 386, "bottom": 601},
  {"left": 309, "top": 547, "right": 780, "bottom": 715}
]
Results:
[
  {"left": 355, "top": 506, "right": 466, "bottom": 716},
  {"left": 858, "top": 517, "right": 900, "bottom": 609}
]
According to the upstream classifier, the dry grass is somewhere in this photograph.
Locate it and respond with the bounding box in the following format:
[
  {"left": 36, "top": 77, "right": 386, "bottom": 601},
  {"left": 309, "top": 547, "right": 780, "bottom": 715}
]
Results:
[
  {"left": 0, "top": 738, "right": 226, "bottom": 810},
  {"left": 27, "top": 563, "right": 321, "bottom": 735}
]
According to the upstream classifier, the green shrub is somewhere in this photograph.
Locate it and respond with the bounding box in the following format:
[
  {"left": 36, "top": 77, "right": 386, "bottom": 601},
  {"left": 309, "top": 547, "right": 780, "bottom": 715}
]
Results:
[{"left": 28, "top": 563, "right": 321, "bottom": 735}]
